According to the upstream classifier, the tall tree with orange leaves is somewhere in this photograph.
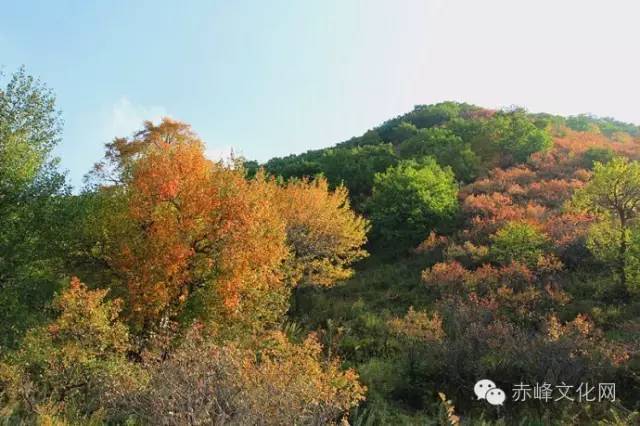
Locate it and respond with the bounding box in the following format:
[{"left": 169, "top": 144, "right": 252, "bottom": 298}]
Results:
[
  {"left": 84, "top": 119, "right": 289, "bottom": 335},
  {"left": 77, "top": 118, "right": 370, "bottom": 339}
]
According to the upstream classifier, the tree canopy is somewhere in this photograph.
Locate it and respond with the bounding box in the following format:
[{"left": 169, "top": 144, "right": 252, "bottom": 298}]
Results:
[{"left": 367, "top": 158, "right": 458, "bottom": 248}]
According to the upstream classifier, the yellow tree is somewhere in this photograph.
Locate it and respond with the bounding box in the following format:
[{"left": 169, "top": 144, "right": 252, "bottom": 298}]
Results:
[
  {"left": 83, "top": 120, "right": 369, "bottom": 336},
  {"left": 273, "top": 177, "right": 369, "bottom": 287},
  {"left": 0, "top": 278, "right": 142, "bottom": 421},
  {"left": 573, "top": 157, "right": 640, "bottom": 294}
]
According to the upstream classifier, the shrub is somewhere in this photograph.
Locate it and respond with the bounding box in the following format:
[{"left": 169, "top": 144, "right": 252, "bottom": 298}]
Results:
[
  {"left": 368, "top": 158, "right": 458, "bottom": 250},
  {"left": 388, "top": 307, "right": 445, "bottom": 342},
  {"left": 116, "top": 329, "right": 365, "bottom": 425},
  {"left": 0, "top": 278, "right": 144, "bottom": 421},
  {"left": 490, "top": 221, "right": 549, "bottom": 267}
]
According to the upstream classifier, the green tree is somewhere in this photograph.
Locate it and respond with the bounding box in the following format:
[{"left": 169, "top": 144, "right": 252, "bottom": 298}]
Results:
[
  {"left": 573, "top": 157, "right": 640, "bottom": 294},
  {"left": 566, "top": 114, "right": 599, "bottom": 132},
  {"left": 0, "top": 68, "right": 69, "bottom": 349},
  {"left": 404, "top": 102, "right": 463, "bottom": 129},
  {"left": 490, "top": 221, "right": 549, "bottom": 267},
  {"left": 264, "top": 152, "right": 323, "bottom": 182},
  {"left": 484, "top": 110, "right": 553, "bottom": 165},
  {"left": 398, "top": 127, "right": 480, "bottom": 182},
  {"left": 266, "top": 144, "right": 398, "bottom": 207},
  {"left": 336, "top": 129, "right": 384, "bottom": 149},
  {"left": 386, "top": 121, "right": 418, "bottom": 144},
  {"left": 318, "top": 144, "right": 398, "bottom": 202},
  {"left": 367, "top": 158, "right": 458, "bottom": 249},
  {"left": 581, "top": 147, "right": 614, "bottom": 169},
  {"left": 586, "top": 219, "right": 640, "bottom": 296}
]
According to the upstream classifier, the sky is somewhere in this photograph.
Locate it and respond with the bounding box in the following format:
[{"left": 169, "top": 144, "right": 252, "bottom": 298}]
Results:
[{"left": 2, "top": 0, "right": 639, "bottom": 188}]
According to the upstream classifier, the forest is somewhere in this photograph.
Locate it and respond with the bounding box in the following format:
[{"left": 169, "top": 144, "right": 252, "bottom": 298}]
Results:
[{"left": 1, "top": 68, "right": 639, "bottom": 425}]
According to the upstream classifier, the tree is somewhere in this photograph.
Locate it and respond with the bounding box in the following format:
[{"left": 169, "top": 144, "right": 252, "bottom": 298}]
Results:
[
  {"left": 337, "top": 129, "right": 384, "bottom": 149},
  {"left": 0, "top": 68, "right": 68, "bottom": 349},
  {"left": 0, "top": 278, "right": 142, "bottom": 421},
  {"left": 385, "top": 121, "right": 418, "bottom": 144},
  {"left": 483, "top": 110, "right": 553, "bottom": 165},
  {"left": 490, "top": 221, "right": 549, "bottom": 267},
  {"left": 273, "top": 177, "right": 369, "bottom": 287},
  {"left": 404, "top": 102, "right": 464, "bottom": 129},
  {"left": 0, "top": 67, "right": 61, "bottom": 174},
  {"left": 581, "top": 147, "right": 614, "bottom": 169},
  {"left": 367, "top": 158, "right": 458, "bottom": 249},
  {"left": 85, "top": 119, "right": 289, "bottom": 334},
  {"left": 573, "top": 157, "right": 640, "bottom": 293},
  {"left": 398, "top": 128, "right": 480, "bottom": 182},
  {"left": 584, "top": 219, "right": 640, "bottom": 294},
  {"left": 85, "top": 118, "right": 205, "bottom": 187},
  {"left": 264, "top": 151, "right": 324, "bottom": 184},
  {"left": 266, "top": 144, "right": 398, "bottom": 207},
  {"left": 84, "top": 118, "right": 371, "bottom": 336},
  {"left": 315, "top": 144, "right": 398, "bottom": 206}
]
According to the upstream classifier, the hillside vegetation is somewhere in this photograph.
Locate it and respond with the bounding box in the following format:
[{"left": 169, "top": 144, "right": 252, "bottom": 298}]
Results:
[
  {"left": 266, "top": 102, "right": 640, "bottom": 424},
  {"left": 1, "top": 70, "right": 639, "bottom": 424}
]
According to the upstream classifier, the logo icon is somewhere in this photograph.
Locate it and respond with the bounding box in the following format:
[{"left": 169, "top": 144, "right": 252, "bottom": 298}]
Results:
[
  {"left": 474, "top": 379, "right": 506, "bottom": 406},
  {"left": 485, "top": 388, "right": 506, "bottom": 406}
]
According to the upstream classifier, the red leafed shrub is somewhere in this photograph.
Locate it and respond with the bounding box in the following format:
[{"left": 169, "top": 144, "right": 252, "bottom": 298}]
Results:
[
  {"left": 422, "top": 261, "right": 470, "bottom": 293},
  {"left": 462, "top": 193, "right": 514, "bottom": 218},
  {"left": 526, "top": 178, "right": 584, "bottom": 207}
]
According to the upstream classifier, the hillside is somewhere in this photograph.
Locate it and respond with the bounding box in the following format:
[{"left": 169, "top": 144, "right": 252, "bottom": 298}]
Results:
[
  {"left": 2, "top": 69, "right": 640, "bottom": 425},
  {"left": 266, "top": 102, "right": 640, "bottom": 423}
]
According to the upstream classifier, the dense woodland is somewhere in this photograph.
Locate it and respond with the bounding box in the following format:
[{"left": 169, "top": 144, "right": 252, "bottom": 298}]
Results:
[{"left": 1, "top": 69, "right": 639, "bottom": 424}]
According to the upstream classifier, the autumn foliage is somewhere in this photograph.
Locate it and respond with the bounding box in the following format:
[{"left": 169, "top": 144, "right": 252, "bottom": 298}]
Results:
[
  {"left": 86, "top": 120, "right": 287, "bottom": 332},
  {"left": 73, "top": 119, "right": 373, "bottom": 336},
  {"left": 409, "top": 123, "right": 640, "bottom": 419},
  {"left": 108, "top": 327, "right": 365, "bottom": 425},
  {"left": 274, "top": 177, "right": 369, "bottom": 287},
  {"left": 0, "top": 118, "right": 372, "bottom": 422},
  {"left": 4, "top": 91, "right": 640, "bottom": 424},
  {"left": 0, "top": 278, "right": 141, "bottom": 421}
]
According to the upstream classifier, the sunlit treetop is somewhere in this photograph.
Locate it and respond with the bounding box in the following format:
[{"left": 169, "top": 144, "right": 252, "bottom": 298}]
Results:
[{"left": 86, "top": 118, "right": 203, "bottom": 187}]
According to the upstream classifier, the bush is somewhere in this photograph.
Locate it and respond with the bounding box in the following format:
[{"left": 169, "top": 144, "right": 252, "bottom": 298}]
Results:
[
  {"left": 490, "top": 221, "right": 549, "bottom": 267},
  {"left": 115, "top": 329, "right": 365, "bottom": 425},
  {"left": 0, "top": 278, "right": 144, "bottom": 421},
  {"left": 367, "top": 158, "right": 458, "bottom": 250}
]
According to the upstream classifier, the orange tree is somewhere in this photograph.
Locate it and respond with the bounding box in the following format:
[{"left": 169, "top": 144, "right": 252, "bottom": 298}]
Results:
[
  {"left": 79, "top": 119, "right": 369, "bottom": 338},
  {"left": 82, "top": 119, "right": 289, "bottom": 335}
]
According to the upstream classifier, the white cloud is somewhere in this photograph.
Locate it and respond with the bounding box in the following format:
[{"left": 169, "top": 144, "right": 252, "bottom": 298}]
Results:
[{"left": 104, "top": 97, "right": 168, "bottom": 139}]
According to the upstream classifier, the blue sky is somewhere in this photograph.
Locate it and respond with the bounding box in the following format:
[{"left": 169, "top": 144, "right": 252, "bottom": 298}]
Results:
[{"left": 2, "top": 0, "right": 639, "bottom": 188}]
